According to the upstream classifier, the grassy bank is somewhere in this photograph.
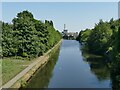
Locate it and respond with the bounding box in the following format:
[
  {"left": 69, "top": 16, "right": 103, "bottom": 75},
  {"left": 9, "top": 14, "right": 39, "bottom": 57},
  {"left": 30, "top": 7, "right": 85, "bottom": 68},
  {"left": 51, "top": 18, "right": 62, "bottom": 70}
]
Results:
[
  {"left": 2, "top": 57, "right": 33, "bottom": 85},
  {"left": 2, "top": 40, "right": 62, "bottom": 88}
]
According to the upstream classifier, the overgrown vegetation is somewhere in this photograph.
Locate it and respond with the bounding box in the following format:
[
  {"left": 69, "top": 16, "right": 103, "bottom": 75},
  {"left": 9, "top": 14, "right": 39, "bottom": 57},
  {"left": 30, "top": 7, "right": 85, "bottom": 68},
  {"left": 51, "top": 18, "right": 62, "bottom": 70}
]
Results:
[
  {"left": 77, "top": 18, "right": 120, "bottom": 89},
  {"left": 1, "top": 10, "right": 62, "bottom": 85},
  {"left": 2, "top": 10, "right": 62, "bottom": 59}
]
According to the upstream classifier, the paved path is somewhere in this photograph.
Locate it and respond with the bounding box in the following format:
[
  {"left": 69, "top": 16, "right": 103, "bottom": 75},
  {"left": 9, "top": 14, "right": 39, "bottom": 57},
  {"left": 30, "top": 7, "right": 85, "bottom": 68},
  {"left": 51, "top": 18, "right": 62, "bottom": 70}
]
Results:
[{"left": 1, "top": 40, "right": 62, "bottom": 89}]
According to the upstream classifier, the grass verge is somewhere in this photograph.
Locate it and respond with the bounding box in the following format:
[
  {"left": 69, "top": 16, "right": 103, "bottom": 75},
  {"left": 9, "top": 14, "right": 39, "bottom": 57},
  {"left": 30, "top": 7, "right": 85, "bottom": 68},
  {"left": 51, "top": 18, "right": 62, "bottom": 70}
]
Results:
[{"left": 2, "top": 57, "right": 33, "bottom": 85}]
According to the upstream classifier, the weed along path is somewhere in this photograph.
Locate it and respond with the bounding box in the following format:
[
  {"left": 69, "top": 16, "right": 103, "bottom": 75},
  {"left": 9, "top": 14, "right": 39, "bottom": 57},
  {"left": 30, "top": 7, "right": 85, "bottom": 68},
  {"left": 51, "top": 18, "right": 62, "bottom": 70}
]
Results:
[{"left": 1, "top": 40, "right": 62, "bottom": 89}]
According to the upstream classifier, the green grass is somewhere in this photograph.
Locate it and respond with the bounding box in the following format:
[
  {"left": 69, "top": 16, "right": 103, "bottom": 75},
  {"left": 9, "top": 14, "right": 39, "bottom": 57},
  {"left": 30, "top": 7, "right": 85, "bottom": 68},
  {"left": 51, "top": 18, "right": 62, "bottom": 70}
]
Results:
[{"left": 2, "top": 57, "right": 33, "bottom": 85}]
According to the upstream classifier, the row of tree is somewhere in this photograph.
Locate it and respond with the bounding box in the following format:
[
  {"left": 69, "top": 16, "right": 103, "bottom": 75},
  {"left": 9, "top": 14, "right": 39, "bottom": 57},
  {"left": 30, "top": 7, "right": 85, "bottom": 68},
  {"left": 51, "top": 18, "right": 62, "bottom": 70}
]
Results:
[
  {"left": 77, "top": 18, "right": 120, "bottom": 89},
  {"left": 2, "top": 10, "right": 62, "bottom": 59}
]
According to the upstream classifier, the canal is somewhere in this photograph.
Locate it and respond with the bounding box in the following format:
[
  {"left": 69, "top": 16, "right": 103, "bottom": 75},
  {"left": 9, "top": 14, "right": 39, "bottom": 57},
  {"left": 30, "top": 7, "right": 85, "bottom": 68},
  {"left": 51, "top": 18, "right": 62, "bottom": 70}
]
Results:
[{"left": 26, "top": 40, "right": 111, "bottom": 88}]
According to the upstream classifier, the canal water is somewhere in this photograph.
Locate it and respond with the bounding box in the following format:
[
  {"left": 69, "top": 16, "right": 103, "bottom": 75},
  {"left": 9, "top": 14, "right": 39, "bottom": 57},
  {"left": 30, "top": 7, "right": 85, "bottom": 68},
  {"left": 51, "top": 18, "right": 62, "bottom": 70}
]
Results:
[{"left": 26, "top": 40, "right": 111, "bottom": 88}]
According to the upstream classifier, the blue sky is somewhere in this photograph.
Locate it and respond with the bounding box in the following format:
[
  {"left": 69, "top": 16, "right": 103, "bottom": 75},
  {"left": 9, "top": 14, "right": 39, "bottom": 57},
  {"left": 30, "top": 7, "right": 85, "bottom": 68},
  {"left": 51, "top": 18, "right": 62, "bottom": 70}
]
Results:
[{"left": 2, "top": 2, "right": 118, "bottom": 32}]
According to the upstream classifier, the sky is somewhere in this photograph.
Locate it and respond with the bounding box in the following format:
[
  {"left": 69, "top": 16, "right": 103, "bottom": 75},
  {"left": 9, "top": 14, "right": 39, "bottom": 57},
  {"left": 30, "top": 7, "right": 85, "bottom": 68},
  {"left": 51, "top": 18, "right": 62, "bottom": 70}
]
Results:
[
  {"left": 1, "top": 0, "right": 120, "bottom": 2},
  {"left": 2, "top": 2, "right": 118, "bottom": 32}
]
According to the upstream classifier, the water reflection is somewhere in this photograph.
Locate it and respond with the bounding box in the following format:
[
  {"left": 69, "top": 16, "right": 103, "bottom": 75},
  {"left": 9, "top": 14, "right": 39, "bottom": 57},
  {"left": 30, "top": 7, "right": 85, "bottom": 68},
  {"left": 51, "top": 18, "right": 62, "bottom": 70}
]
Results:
[
  {"left": 81, "top": 46, "right": 110, "bottom": 81},
  {"left": 26, "top": 46, "right": 60, "bottom": 88},
  {"left": 25, "top": 40, "right": 111, "bottom": 88}
]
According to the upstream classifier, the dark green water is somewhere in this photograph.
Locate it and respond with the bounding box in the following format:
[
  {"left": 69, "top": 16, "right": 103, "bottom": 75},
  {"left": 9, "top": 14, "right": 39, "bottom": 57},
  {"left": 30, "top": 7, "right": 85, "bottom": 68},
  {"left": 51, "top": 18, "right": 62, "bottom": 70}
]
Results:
[{"left": 26, "top": 40, "right": 111, "bottom": 88}]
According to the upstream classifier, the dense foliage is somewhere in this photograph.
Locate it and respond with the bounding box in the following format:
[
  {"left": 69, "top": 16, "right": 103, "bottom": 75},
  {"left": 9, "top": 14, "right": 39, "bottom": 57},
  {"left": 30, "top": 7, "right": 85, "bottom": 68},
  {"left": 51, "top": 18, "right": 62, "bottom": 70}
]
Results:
[
  {"left": 76, "top": 28, "right": 91, "bottom": 42},
  {"left": 2, "top": 10, "right": 61, "bottom": 59},
  {"left": 77, "top": 18, "right": 120, "bottom": 89}
]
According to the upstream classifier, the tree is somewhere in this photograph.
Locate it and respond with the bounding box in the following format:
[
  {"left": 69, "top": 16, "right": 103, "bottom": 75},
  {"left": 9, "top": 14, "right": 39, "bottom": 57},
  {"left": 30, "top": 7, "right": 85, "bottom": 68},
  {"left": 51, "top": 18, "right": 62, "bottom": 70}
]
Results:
[
  {"left": 77, "top": 18, "right": 120, "bottom": 89},
  {"left": 2, "top": 23, "right": 15, "bottom": 56},
  {"left": 87, "top": 20, "right": 112, "bottom": 54},
  {"left": 2, "top": 10, "right": 62, "bottom": 59}
]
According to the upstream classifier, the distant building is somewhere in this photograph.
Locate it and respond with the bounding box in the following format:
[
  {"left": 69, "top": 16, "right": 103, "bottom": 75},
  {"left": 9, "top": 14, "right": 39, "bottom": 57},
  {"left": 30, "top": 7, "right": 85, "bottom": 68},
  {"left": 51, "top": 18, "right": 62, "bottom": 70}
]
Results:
[
  {"left": 62, "top": 28, "right": 78, "bottom": 39},
  {"left": 62, "top": 24, "right": 78, "bottom": 40},
  {"left": 62, "top": 30, "right": 68, "bottom": 35}
]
